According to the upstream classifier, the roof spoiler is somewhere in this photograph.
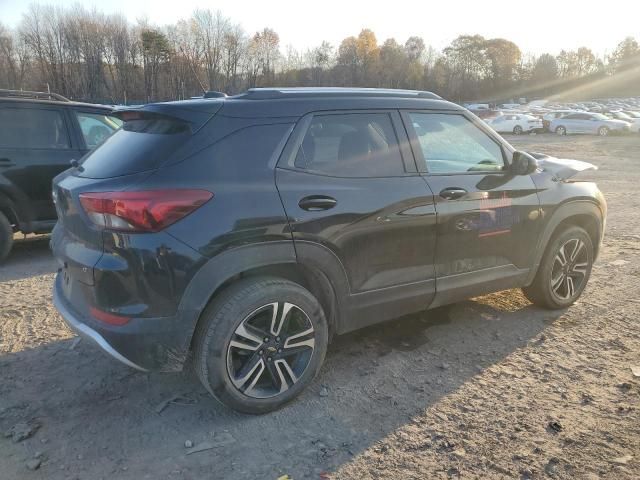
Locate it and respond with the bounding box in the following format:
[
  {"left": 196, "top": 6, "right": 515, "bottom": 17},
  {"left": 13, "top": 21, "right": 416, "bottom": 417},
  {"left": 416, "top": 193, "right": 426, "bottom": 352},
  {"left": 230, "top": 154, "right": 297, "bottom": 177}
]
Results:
[{"left": 113, "top": 101, "right": 223, "bottom": 133}]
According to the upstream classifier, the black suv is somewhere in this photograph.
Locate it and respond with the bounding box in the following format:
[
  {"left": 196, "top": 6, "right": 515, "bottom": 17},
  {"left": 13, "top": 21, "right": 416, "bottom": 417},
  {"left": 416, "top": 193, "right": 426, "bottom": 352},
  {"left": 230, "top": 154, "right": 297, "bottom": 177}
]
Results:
[
  {"left": 52, "top": 88, "right": 606, "bottom": 413},
  {"left": 0, "top": 90, "right": 120, "bottom": 261}
]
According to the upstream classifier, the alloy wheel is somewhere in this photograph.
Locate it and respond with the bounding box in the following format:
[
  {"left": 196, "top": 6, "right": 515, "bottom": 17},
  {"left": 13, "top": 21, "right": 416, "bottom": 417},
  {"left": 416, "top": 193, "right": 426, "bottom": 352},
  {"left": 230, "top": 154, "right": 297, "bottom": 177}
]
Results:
[
  {"left": 226, "top": 302, "right": 315, "bottom": 399},
  {"left": 549, "top": 238, "right": 589, "bottom": 301}
]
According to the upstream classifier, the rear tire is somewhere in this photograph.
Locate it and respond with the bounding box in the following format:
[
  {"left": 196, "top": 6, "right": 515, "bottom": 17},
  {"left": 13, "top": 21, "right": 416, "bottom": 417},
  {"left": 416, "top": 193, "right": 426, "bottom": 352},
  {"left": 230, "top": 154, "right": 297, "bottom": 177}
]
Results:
[
  {"left": 513, "top": 125, "right": 523, "bottom": 135},
  {"left": 598, "top": 126, "right": 609, "bottom": 136},
  {"left": 522, "top": 226, "right": 594, "bottom": 309},
  {"left": 0, "top": 212, "right": 13, "bottom": 263},
  {"left": 193, "top": 276, "right": 328, "bottom": 414}
]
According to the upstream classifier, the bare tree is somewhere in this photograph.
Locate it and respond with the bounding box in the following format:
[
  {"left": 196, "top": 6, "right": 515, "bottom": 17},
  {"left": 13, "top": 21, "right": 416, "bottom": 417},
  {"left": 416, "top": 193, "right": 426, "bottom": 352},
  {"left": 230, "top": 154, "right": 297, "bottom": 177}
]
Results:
[
  {"left": 2, "top": 3, "right": 638, "bottom": 103},
  {"left": 192, "top": 9, "right": 228, "bottom": 90}
]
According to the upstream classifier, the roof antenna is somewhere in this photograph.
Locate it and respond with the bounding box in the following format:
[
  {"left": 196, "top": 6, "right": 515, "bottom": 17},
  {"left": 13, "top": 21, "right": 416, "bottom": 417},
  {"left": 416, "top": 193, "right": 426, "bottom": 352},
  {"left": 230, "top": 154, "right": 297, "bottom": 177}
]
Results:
[{"left": 180, "top": 46, "right": 207, "bottom": 96}]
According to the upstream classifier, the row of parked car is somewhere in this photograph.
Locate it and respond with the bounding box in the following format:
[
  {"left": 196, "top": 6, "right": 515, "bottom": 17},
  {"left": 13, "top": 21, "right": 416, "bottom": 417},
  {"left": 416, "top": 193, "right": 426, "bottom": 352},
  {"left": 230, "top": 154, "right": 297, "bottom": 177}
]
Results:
[{"left": 469, "top": 97, "right": 640, "bottom": 136}]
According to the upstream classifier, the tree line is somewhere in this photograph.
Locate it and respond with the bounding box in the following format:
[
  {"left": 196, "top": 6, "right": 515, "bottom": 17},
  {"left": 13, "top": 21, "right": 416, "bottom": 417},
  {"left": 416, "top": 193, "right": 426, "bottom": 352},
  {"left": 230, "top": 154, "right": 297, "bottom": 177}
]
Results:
[{"left": 1, "top": 3, "right": 639, "bottom": 104}]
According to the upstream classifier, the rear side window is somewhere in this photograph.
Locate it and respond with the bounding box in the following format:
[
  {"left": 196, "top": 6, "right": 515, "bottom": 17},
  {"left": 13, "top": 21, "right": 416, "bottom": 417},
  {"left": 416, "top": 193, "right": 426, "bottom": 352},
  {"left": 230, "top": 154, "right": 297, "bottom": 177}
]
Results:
[
  {"left": 77, "top": 116, "right": 190, "bottom": 178},
  {"left": 408, "top": 113, "right": 504, "bottom": 174},
  {"left": 0, "top": 107, "right": 70, "bottom": 149},
  {"left": 75, "top": 111, "right": 122, "bottom": 149},
  {"left": 294, "top": 113, "right": 404, "bottom": 177}
]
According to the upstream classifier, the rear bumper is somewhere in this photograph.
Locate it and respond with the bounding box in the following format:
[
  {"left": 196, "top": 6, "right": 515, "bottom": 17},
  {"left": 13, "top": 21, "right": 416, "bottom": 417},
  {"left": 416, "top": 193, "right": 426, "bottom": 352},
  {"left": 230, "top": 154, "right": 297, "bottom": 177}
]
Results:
[
  {"left": 53, "top": 274, "right": 190, "bottom": 372},
  {"left": 53, "top": 278, "right": 148, "bottom": 372}
]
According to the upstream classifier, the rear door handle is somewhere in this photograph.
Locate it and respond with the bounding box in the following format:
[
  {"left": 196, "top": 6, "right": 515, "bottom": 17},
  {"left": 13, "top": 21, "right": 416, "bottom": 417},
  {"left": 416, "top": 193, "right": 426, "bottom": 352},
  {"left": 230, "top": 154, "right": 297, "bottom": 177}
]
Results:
[
  {"left": 0, "top": 158, "right": 15, "bottom": 167},
  {"left": 298, "top": 195, "right": 337, "bottom": 211},
  {"left": 439, "top": 188, "right": 468, "bottom": 200}
]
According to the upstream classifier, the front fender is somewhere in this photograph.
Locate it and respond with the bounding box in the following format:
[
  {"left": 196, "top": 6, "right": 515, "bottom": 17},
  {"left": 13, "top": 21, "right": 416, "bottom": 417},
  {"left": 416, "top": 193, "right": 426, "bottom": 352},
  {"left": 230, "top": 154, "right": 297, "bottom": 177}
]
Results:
[{"left": 525, "top": 199, "right": 605, "bottom": 285}]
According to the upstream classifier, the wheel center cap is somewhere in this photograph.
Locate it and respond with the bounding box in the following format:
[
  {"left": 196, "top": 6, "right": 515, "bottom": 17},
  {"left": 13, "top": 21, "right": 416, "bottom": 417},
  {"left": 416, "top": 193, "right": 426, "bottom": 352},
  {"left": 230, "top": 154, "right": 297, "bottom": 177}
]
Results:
[{"left": 266, "top": 346, "right": 277, "bottom": 354}]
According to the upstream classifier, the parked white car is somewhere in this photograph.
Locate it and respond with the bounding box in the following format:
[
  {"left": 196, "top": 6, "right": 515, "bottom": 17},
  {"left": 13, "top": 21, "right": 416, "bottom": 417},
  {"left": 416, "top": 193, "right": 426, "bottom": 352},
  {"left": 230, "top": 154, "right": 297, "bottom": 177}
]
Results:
[
  {"left": 542, "top": 110, "right": 581, "bottom": 131},
  {"left": 550, "top": 113, "right": 631, "bottom": 136},
  {"left": 609, "top": 111, "right": 640, "bottom": 133},
  {"left": 487, "top": 114, "right": 543, "bottom": 134}
]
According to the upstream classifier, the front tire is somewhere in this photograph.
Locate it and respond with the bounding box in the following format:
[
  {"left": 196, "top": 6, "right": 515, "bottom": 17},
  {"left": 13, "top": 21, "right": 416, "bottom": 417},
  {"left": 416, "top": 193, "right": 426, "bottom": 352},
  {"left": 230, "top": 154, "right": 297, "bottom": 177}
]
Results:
[
  {"left": 0, "top": 212, "right": 13, "bottom": 263},
  {"left": 598, "top": 126, "right": 609, "bottom": 136},
  {"left": 193, "top": 277, "right": 328, "bottom": 414},
  {"left": 555, "top": 126, "right": 566, "bottom": 135},
  {"left": 522, "top": 226, "right": 594, "bottom": 309},
  {"left": 513, "top": 125, "right": 523, "bottom": 135}
]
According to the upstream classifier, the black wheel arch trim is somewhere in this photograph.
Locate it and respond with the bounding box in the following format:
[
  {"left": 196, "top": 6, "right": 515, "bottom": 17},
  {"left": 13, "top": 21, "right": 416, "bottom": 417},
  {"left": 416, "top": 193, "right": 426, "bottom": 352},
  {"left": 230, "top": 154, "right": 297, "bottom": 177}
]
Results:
[
  {"left": 0, "top": 192, "right": 21, "bottom": 229},
  {"left": 525, "top": 200, "right": 604, "bottom": 285},
  {"left": 177, "top": 240, "right": 351, "bottom": 359}
]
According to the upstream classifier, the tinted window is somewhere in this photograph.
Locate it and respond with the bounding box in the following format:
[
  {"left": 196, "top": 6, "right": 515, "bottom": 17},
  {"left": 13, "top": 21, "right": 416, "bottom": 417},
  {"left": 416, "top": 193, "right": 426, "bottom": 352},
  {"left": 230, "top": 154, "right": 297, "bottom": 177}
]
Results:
[
  {"left": 0, "top": 107, "right": 70, "bottom": 149},
  {"left": 294, "top": 113, "right": 403, "bottom": 177},
  {"left": 408, "top": 113, "right": 504, "bottom": 174},
  {"left": 75, "top": 111, "right": 122, "bottom": 149},
  {"left": 78, "top": 118, "right": 190, "bottom": 178}
]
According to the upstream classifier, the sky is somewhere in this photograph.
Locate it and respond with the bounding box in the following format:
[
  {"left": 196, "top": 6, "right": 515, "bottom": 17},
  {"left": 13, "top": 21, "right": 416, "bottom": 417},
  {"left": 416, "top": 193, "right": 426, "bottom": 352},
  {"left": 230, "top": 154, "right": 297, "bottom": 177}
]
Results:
[{"left": 1, "top": 0, "right": 638, "bottom": 56}]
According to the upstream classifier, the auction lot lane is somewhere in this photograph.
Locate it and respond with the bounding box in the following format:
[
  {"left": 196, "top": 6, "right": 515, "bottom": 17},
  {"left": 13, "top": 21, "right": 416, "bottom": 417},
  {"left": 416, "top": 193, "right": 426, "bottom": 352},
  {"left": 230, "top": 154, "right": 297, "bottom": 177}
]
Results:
[{"left": 1, "top": 134, "right": 639, "bottom": 479}]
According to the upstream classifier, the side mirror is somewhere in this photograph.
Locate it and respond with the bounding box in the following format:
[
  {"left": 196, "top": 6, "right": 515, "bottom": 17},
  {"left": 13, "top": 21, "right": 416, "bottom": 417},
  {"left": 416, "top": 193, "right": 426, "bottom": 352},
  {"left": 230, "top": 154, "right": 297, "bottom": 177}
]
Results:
[{"left": 511, "top": 151, "right": 538, "bottom": 175}]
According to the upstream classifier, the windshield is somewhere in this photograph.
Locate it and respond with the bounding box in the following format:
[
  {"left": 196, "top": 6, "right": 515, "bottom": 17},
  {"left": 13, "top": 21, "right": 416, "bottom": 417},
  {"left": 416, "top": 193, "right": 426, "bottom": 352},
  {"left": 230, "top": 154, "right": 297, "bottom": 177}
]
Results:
[{"left": 591, "top": 113, "right": 608, "bottom": 120}]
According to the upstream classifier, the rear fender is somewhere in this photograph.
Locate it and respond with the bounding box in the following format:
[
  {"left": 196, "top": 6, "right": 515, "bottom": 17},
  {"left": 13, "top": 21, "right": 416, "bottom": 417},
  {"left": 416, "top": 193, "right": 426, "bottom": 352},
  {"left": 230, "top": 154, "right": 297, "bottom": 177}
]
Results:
[
  {"left": 178, "top": 240, "right": 352, "bottom": 359},
  {"left": 177, "top": 241, "right": 297, "bottom": 354}
]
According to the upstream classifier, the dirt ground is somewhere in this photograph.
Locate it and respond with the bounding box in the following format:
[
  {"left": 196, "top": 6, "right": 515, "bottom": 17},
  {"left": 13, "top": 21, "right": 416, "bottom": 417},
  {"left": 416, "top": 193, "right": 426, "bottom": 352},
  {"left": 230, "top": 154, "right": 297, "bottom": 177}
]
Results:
[{"left": 1, "top": 134, "right": 639, "bottom": 480}]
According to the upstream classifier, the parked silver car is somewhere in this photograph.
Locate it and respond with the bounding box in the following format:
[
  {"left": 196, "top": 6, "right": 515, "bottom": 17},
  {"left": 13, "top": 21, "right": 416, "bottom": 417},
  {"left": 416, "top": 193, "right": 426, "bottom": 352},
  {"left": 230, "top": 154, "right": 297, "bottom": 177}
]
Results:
[{"left": 550, "top": 113, "right": 631, "bottom": 136}]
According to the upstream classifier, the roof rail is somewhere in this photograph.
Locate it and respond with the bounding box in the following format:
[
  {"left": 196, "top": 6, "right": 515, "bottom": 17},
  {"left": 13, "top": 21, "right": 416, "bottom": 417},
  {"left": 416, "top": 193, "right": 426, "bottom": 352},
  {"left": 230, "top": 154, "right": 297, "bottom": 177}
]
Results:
[
  {"left": 239, "top": 87, "right": 441, "bottom": 100},
  {"left": 0, "top": 89, "right": 70, "bottom": 102}
]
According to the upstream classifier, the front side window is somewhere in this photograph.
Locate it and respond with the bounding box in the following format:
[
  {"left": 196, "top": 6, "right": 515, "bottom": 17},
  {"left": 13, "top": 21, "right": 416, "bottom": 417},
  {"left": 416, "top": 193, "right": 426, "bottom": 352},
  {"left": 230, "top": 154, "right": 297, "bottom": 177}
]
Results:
[
  {"left": 408, "top": 113, "right": 504, "bottom": 174},
  {"left": 0, "top": 107, "right": 70, "bottom": 149},
  {"left": 294, "top": 113, "right": 404, "bottom": 177},
  {"left": 75, "top": 111, "right": 122, "bottom": 149}
]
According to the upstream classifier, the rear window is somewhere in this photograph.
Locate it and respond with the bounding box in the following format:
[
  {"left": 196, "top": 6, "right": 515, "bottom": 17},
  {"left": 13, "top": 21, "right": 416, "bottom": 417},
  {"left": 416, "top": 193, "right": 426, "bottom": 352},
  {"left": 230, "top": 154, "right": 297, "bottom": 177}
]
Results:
[{"left": 77, "top": 117, "right": 190, "bottom": 178}]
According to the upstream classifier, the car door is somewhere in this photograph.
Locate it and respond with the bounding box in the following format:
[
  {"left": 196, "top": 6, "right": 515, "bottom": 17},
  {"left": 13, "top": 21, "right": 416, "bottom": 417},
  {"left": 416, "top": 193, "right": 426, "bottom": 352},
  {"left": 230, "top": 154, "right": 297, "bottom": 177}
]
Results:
[
  {"left": 574, "top": 114, "right": 593, "bottom": 134},
  {"left": 401, "top": 110, "right": 543, "bottom": 307},
  {"left": 0, "top": 103, "right": 83, "bottom": 224},
  {"left": 504, "top": 115, "right": 517, "bottom": 132},
  {"left": 490, "top": 115, "right": 506, "bottom": 132},
  {"left": 276, "top": 110, "right": 438, "bottom": 331}
]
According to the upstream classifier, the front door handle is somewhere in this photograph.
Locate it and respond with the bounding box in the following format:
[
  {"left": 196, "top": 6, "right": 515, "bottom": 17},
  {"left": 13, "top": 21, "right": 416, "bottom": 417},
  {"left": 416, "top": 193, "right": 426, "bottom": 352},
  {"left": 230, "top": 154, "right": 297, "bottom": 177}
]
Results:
[
  {"left": 0, "top": 158, "right": 15, "bottom": 167},
  {"left": 299, "top": 195, "right": 337, "bottom": 211},
  {"left": 439, "top": 187, "right": 468, "bottom": 200}
]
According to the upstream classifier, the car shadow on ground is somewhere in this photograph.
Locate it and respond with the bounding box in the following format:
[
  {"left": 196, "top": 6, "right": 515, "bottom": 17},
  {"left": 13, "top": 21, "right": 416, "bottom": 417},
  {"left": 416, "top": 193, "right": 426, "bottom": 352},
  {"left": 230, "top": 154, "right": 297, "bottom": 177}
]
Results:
[
  {"left": 0, "top": 287, "right": 564, "bottom": 480},
  {"left": 0, "top": 235, "right": 56, "bottom": 282}
]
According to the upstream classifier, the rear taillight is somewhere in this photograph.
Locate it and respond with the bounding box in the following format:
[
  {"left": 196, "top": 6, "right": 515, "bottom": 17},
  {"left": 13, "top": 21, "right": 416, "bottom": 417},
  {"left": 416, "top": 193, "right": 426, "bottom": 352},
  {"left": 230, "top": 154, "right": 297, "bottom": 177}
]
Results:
[{"left": 79, "top": 189, "right": 213, "bottom": 232}]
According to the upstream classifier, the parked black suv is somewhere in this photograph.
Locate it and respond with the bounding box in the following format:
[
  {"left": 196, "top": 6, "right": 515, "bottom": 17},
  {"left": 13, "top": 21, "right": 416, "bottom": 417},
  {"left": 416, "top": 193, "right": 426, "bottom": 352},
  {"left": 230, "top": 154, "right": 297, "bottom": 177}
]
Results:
[
  {"left": 52, "top": 88, "right": 606, "bottom": 413},
  {"left": 0, "top": 90, "right": 120, "bottom": 261}
]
